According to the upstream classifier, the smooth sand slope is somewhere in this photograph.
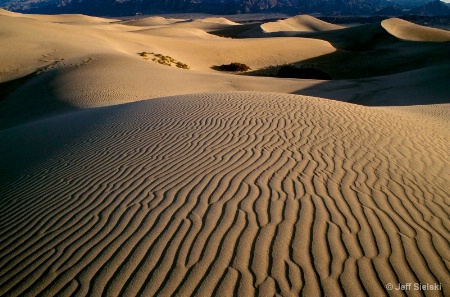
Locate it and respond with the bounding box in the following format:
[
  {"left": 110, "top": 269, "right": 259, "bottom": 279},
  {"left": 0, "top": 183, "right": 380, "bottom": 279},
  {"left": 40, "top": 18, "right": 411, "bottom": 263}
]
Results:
[
  {"left": 1, "top": 92, "right": 449, "bottom": 297},
  {"left": 0, "top": 11, "right": 449, "bottom": 297}
]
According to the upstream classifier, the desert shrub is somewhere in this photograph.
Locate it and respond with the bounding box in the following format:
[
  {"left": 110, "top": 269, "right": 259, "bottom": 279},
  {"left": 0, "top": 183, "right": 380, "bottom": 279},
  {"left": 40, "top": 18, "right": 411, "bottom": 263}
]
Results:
[
  {"left": 277, "top": 65, "right": 331, "bottom": 80},
  {"left": 139, "top": 52, "right": 189, "bottom": 69},
  {"left": 175, "top": 61, "right": 189, "bottom": 69},
  {"left": 220, "top": 62, "right": 251, "bottom": 72},
  {"left": 138, "top": 52, "right": 151, "bottom": 60}
]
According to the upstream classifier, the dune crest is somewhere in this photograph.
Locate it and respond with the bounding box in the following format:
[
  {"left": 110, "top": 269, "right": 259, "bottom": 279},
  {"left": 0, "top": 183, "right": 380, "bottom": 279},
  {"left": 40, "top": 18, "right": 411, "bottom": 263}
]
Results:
[
  {"left": 123, "top": 16, "right": 186, "bottom": 27},
  {"left": 200, "top": 17, "right": 239, "bottom": 25},
  {"left": 0, "top": 9, "right": 116, "bottom": 23},
  {"left": 134, "top": 27, "right": 221, "bottom": 38},
  {"left": 382, "top": 18, "right": 450, "bottom": 41},
  {"left": 261, "top": 15, "right": 343, "bottom": 33}
]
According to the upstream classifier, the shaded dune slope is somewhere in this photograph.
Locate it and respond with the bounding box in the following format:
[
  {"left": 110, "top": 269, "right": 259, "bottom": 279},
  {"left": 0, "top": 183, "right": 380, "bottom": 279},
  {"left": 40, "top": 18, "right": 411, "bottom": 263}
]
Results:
[
  {"left": 296, "top": 64, "right": 450, "bottom": 106},
  {"left": 1, "top": 92, "right": 449, "bottom": 296},
  {"left": 243, "top": 21, "right": 450, "bottom": 81}
]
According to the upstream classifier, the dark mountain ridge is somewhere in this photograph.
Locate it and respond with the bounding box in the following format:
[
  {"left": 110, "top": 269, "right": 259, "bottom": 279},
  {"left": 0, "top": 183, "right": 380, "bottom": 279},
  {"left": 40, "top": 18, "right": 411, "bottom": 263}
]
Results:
[
  {"left": 409, "top": 0, "right": 450, "bottom": 15},
  {"left": 1, "top": 0, "right": 448, "bottom": 17}
]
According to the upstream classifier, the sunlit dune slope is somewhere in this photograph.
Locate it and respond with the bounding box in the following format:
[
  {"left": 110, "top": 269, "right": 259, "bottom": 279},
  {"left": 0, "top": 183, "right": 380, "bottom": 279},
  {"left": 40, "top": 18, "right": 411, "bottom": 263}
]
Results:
[{"left": 381, "top": 18, "right": 450, "bottom": 42}]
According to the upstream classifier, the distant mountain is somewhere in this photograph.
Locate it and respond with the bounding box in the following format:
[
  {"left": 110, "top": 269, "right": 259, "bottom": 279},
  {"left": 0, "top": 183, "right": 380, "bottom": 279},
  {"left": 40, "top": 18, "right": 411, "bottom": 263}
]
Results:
[
  {"left": 0, "top": 0, "right": 54, "bottom": 11},
  {"left": 374, "top": 4, "right": 405, "bottom": 15},
  {"left": 0, "top": 0, "right": 437, "bottom": 16},
  {"left": 408, "top": 0, "right": 450, "bottom": 15}
]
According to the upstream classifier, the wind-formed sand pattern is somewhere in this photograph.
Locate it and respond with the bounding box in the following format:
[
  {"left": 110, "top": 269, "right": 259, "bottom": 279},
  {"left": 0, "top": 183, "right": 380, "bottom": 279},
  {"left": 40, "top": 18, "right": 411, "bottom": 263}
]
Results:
[
  {"left": 0, "top": 9, "right": 449, "bottom": 297},
  {"left": 1, "top": 93, "right": 449, "bottom": 296}
]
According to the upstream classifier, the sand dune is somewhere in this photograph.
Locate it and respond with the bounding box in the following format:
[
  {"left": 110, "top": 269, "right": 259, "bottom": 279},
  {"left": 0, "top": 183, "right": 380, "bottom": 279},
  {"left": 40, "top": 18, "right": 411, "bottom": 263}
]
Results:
[
  {"left": 1, "top": 11, "right": 449, "bottom": 297},
  {"left": 23, "top": 14, "right": 117, "bottom": 24},
  {"left": 241, "top": 21, "right": 450, "bottom": 80},
  {"left": 0, "top": 13, "right": 335, "bottom": 127},
  {"left": 122, "top": 17, "right": 239, "bottom": 32},
  {"left": 236, "top": 15, "right": 344, "bottom": 38},
  {"left": 0, "top": 8, "right": 116, "bottom": 23},
  {"left": 0, "top": 14, "right": 122, "bottom": 83},
  {"left": 122, "top": 16, "right": 186, "bottom": 27},
  {"left": 201, "top": 17, "right": 239, "bottom": 25},
  {"left": 0, "top": 8, "right": 20, "bottom": 17},
  {"left": 134, "top": 27, "right": 221, "bottom": 38},
  {"left": 237, "top": 16, "right": 450, "bottom": 51},
  {"left": 382, "top": 18, "right": 450, "bottom": 42},
  {"left": 261, "top": 15, "right": 343, "bottom": 33},
  {"left": 1, "top": 92, "right": 449, "bottom": 296},
  {"left": 169, "top": 18, "right": 241, "bottom": 31}
]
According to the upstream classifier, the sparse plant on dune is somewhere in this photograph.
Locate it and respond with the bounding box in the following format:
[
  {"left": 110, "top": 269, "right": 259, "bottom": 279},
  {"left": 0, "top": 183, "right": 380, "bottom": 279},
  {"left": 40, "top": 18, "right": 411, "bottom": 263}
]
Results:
[
  {"left": 138, "top": 51, "right": 151, "bottom": 60},
  {"left": 220, "top": 62, "right": 251, "bottom": 72},
  {"left": 175, "top": 61, "right": 189, "bottom": 69},
  {"left": 138, "top": 52, "right": 190, "bottom": 69}
]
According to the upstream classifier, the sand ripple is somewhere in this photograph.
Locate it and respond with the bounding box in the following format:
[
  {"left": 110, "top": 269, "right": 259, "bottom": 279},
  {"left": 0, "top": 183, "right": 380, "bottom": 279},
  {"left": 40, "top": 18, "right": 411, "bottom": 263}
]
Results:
[{"left": 0, "top": 92, "right": 449, "bottom": 296}]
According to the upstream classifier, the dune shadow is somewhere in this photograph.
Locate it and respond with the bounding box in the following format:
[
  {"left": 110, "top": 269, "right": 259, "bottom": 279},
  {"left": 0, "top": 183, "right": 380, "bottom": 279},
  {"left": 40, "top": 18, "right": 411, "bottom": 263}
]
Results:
[
  {"left": 0, "top": 69, "right": 81, "bottom": 130},
  {"left": 209, "top": 23, "right": 262, "bottom": 38},
  {"left": 0, "top": 72, "right": 38, "bottom": 102},
  {"left": 290, "top": 23, "right": 395, "bottom": 51},
  {"left": 210, "top": 64, "right": 252, "bottom": 73},
  {"left": 0, "top": 94, "right": 135, "bottom": 191},
  {"left": 217, "top": 21, "right": 450, "bottom": 81},
  {"left": 0, "top": 70, "right": 86, "bottom": 187},
  {"left": 245, "top": 33, "right": 450, "bottom": 80},
  {"left": 293, "top": 64, "right": 450, "bottom": 106},
  {"left": 210, "top": 65, "right": 222, "bottom": 71}
]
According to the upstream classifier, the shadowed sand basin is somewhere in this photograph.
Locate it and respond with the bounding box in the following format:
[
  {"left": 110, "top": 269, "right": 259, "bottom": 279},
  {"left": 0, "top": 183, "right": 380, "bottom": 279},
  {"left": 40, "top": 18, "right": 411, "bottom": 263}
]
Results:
[{"left": 0, "top": 10, "right": 449, "bottom": 297}]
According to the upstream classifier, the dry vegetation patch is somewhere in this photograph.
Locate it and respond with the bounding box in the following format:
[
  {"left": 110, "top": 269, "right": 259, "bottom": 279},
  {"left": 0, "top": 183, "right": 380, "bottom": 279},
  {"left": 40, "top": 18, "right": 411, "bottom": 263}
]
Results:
[
  {"left": 138, "top": 52, "right": 190, "bottom": 69},
  {"left": 220, "top": 62, "right": 251, "bottom": 72}
]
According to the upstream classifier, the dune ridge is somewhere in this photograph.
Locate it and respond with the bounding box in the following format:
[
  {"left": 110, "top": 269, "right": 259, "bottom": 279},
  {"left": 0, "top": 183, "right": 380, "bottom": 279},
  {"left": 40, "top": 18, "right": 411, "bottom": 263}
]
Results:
[
  {"left": 122, "top": 16, "right": 186, "bottom": 27},
  {"left": 261, "top": 15, "right": 343, "bottom": 33},
  {"left": 1, "top": 92, "right": 449, "bottom": 296},
  {"left": 0, "top": 8, "right": 117, "bottom": 23},
  {"left": 381, "top": 18, "right": 450, "bottom": 42},
  {"left": 134, "top": 27, "right": 221, "bottom": 38},
  {"left": 200, "top": 17, "right": 239, "bottom": 25}
]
